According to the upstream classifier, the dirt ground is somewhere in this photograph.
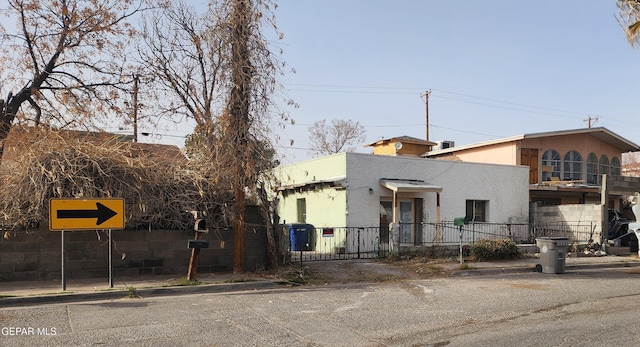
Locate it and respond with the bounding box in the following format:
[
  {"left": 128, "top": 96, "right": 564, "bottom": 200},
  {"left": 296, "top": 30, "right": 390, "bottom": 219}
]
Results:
[{"left": 302, "top": 258, "right": 452, "bottom": 284}]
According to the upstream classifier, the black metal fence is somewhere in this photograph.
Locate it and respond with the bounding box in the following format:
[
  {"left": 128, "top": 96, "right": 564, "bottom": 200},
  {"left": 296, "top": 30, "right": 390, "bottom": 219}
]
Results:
[
  {"left": 413, "top": 221, "right": 598, "bottom": 246},
  {"left": 288, "top": 221, "right": 599, "bottom": 262},
  {"left": 289, "top": 226, "right": 389, "bottom": 262}
]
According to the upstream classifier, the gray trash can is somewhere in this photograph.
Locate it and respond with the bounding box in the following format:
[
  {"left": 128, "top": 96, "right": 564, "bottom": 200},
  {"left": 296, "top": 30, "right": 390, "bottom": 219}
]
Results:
[{"left": 536, "top": 237, "right": 569, "bottom": 274}]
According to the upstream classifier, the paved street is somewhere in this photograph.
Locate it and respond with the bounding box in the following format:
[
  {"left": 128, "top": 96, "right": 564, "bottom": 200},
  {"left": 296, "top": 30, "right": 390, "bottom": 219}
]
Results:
[{"left": 2, "top": 265, "right": 640, "bottom": 346}]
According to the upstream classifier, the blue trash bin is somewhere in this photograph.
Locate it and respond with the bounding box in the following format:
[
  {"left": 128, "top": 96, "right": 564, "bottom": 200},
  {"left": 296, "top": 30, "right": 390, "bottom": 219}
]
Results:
[{"left": 288, "top": 224, "right": 313, "bottom": 251}]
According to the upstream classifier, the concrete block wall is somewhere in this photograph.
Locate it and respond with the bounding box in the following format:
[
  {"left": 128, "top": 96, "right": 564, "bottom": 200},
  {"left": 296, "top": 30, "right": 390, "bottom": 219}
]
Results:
[
  {"left": 530, "top": 204, "right": 603, "bottom": 241},
  {"left": 532, "top": 204, "right": 601, "bottom": 225},
  {"left": 0, "top": 206, "right": 269, "bottom": 281}
]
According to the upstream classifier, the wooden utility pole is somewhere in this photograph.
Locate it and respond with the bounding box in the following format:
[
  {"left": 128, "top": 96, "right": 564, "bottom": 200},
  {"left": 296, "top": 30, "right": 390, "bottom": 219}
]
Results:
[
  {"left": 421, "top": 90, "right": 431, "bottom": 142},
  {"left": 132, "top": 74, "right": 139, "bottom": 142},
  {"left": 584, "top": 116, "right": 598, "bottom": 128}
]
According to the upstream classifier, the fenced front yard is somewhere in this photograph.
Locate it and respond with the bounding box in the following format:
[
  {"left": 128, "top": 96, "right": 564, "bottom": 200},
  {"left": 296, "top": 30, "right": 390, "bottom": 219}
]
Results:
[{"left": 288, "top": 221, "right": 600, "bottom": 262}]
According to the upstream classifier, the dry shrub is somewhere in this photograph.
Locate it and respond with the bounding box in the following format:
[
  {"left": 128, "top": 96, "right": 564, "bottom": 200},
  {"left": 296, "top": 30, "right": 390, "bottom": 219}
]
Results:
[
  {"left": 469, "top": 238, "right": 520, "bottom": 261},
  {"left": 0, "top": 127, "right": 232, "bottom": 231}
]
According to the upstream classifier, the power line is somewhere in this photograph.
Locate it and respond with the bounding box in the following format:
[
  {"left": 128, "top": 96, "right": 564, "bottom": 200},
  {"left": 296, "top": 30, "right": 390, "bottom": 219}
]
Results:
[
  {"left": 284, "top": 83, "right": 594, "bottom": 118},
  {"left": 433, "top": 95, "right": 582, "bottom": 120},
  {"left": 430, "top": 88, "right": 589, "bottom": 116}
]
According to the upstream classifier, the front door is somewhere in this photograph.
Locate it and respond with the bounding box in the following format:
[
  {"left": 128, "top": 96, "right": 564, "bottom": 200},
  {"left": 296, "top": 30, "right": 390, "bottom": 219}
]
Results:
[
  {"left": 399, "top": 200, "right": 414, "bottom": 244},
  {"left": 521, "top": 148, "right": 539, "bottom": 184}
]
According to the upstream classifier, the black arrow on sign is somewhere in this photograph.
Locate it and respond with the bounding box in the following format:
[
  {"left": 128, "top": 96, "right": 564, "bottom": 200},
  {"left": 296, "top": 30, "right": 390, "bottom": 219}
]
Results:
[{"left": 56, "top": 202, "right": 118, "bottom": 225}]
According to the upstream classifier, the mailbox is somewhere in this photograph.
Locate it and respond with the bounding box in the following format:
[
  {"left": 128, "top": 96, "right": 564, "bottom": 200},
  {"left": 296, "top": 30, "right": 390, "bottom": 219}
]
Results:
[
  {"left": 194, "top": 219, "right": 208, "bottom": 233},
  {"left": 187, "top": 240, "right": 210, "bottom": 249},
  {"left": 454, "top": 217, "right": 466, "bottom": 226}
]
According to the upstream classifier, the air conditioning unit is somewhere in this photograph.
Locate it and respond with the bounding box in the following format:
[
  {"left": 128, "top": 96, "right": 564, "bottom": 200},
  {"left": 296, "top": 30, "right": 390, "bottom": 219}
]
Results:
[{"left": 436, "top": 140, "right": 455, "bottom": 150}]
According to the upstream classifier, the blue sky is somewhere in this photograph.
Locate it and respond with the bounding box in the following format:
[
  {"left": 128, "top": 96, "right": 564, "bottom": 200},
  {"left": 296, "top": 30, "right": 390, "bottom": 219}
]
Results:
[{"left": 267, "top": 0, "right": 640, "bottom": 163}]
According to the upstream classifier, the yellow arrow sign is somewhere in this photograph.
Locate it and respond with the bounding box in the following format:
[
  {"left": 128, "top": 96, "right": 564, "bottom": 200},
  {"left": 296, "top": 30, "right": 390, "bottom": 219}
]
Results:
[{"left": 49, "top": 198, "right": 125, "bottom": 231}]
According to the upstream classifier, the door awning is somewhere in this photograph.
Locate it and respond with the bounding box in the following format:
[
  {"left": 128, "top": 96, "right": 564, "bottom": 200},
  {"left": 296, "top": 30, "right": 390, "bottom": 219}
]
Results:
[{"left": 380, "top": 179, "right": 443, "bottom": 193}]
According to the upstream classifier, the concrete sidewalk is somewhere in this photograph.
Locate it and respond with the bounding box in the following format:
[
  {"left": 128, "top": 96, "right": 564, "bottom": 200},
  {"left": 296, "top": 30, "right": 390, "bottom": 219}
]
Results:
[
  {"left": 0, "top": 272, "right": 285, "bottom": 307},
  {"left": 2, "top": 254, "right": 639, "bottom": 307}
]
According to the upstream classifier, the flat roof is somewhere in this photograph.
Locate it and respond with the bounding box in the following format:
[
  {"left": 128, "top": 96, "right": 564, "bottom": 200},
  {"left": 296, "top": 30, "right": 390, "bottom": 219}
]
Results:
[{"left": 380, "top": 178, "right": 443, "bottom": 193}]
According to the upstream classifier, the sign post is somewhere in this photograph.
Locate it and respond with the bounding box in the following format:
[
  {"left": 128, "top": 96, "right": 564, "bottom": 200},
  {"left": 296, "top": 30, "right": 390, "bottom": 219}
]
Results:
[
  {"left": 49, "top": 199, "right": 125, "bottom": 291},
  {"left": 454, "top": 217, "right": 467, "bottom": 264},
  {"left": 61, "top": 230, "right": 65, "bottom": 291},
  {"left": 109, "top": 229, "right": 113, "bottom": 288}
]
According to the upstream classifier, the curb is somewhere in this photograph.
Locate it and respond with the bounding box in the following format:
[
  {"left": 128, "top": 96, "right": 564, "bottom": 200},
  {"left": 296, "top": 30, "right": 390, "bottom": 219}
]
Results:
[
  {"left": 450, "top": 260, "right": 640, "bottom": 276},
  {"left": 0, "top": 280, "right": 283, "bottom": 308}
]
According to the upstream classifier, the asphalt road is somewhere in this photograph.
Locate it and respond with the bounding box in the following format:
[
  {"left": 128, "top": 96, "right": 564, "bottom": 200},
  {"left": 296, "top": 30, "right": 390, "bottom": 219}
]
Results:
[{"left": 1, "top": 267, "right": 640, "bottom": 346}]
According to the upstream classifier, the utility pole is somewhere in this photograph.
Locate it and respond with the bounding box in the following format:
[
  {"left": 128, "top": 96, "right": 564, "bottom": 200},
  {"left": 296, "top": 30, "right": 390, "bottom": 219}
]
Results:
[
  {"left": 132, "top": 74, "right": 139, "bottom": 143},
  {"left": 421, "top": 90, "right": 431, "bottom": 142},
  {"left": 584, "top": 116, "right": 598, "bottom": 128}
]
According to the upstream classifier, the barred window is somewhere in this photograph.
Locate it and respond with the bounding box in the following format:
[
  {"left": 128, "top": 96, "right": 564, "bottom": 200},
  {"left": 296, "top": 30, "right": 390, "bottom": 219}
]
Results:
[
  {"left": 611, "top": 157, "right": 621, "bottom": 176},
  {"left": 586, "top": 153, "right": 598, "bottom": 184},
  {"left": 541, "top": 149, "right": 561, "bottom": 181},
  {"left": 563, "top": 150, "right": 582, "bottom": 180}
]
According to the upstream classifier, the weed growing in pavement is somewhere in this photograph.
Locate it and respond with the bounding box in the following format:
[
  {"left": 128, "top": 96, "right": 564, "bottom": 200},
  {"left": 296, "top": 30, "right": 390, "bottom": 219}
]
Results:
[
  {"left": 458, "top": 263, "right": 474, "bottom": 270},
  {"left": 274, "top": 264, "right": 325, "bottom": 285},
  {"left": 223, "top": 278, "right": 257, "bottom": 283},
  {"left": 174, "top": 278, "right": 200, "bottom": 286},
  {"left": 125, "top": 286, "right": 140, "bottom": 299}
]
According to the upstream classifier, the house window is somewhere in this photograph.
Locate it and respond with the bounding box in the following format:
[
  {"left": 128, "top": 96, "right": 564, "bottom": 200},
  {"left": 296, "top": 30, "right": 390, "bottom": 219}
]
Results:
[
  {"left": 465, "top": 200, "right": 487, "bottom": 222},
  {"left": 296, "top": 198, "right": 306, "bottom": 223},
  {"left": 599, "top": 155, "right": 609, "bottom": 184},
  {"left": 611, "top": 157, "right": 621, "bottom": 176},
  {"left": 586, "top": 153, "right": 598, "bottom": 184},
  {"left": 541, "top": 150, "right": 561, "bottom": 181},
  {"left": 563, "top": 150, "right": 582, "bottom": 181}
]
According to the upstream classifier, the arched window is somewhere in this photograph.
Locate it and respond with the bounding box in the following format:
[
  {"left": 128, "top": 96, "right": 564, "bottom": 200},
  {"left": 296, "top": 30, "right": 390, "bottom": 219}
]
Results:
[
  {"left": 541, "top": 149, "right": 561, "bottom": 181},
  {"left": 563, "top": 150, "right": 582, "bottom": 180},
  {"left": 611, "top": 157, "right": 621, "bottom": 176},
  {"left": 599, "top": 155, "right": 609, "bottom": 185},
  {"left": 586, "top": 153, "right": 598, "bottom": 184}
]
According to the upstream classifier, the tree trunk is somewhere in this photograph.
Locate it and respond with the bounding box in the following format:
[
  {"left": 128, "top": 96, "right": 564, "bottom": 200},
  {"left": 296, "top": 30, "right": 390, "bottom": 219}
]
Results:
[{"left": 228, "top": 0, "right": 252, "bottom": 273}]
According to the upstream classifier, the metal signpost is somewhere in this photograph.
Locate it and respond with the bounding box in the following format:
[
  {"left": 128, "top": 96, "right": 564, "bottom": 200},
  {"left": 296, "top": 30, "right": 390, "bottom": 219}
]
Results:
[
  {"left": 48, "top": 198, "right": 125, "bottom": 291},
  {"left": 454, "top": 217, "right": 466, "bottom": 264}
]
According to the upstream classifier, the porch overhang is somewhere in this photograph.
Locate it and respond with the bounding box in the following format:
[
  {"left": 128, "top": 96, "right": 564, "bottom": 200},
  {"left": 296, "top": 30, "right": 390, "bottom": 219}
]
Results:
[{"left": 380, "top": 178, "right": 443, "bottom": 193}]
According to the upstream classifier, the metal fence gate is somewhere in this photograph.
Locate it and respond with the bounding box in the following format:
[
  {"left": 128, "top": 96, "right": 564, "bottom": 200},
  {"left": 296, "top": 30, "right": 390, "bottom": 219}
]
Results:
[{"left": 288, "top": 227, "right": 389, "bottom": 262}]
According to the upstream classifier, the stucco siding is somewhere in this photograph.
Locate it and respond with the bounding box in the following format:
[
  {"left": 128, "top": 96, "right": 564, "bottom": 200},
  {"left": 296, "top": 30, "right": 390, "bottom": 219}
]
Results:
[
  {"left": 274, "top": 153, "right": 347, "bottom": 186},
  {"left": 450, "top": 142, "right": 517, "bottom": 166},
  {"left": 275, "top": 154, "right": 348, "bottom": 228},
  {"left": 278, "top": 189, "right": 347, "bottom": 227},
  {"left": 345, "top": 153, "right": 529, "bottom": 225},
  {"left": 277, "top": 153, "right": 529, "bottom": 227}
]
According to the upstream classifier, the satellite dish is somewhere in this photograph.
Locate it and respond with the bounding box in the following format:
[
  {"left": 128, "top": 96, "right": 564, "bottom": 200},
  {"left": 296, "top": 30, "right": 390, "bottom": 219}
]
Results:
[{"left": 394, "top": 142, "right": 403, "bottom": 150}]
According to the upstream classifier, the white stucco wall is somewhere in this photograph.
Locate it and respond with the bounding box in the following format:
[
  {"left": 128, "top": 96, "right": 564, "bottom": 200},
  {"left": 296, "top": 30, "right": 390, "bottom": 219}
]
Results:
[
  {"left": 344, "top": 153, "right": 530, "bottom": 227},
  {"left": 275, "top": 152, "right": 530, "bottom": 230}
]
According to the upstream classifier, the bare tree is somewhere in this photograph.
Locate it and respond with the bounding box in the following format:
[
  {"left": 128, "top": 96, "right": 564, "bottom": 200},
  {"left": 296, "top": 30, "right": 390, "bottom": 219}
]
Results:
[
  {"left": 617, "top": 0, "right": 640, "bottom": 47},
  {"left": 308, "top": 119, "right": 366, "bottom": 156},
  {"left": 0, "top": 0, "right": 146, "bottom": 160},
  {"left": 138, "top": 0, "right": 291, "bottom": 270}
]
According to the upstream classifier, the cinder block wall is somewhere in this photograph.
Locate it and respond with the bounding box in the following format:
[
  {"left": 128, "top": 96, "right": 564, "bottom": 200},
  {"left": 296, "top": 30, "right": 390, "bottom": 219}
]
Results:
[
  {"left": 530, "top": 204, "right": 603, "bottom": 241},
  {"left": 0, "top": 207, "right": 268, "bottom": 281}
]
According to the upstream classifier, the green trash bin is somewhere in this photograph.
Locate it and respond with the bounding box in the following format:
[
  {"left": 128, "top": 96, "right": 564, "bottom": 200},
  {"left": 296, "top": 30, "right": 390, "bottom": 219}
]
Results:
[{"left": 536, "top": 237, "right": 569, "bottom": 274}]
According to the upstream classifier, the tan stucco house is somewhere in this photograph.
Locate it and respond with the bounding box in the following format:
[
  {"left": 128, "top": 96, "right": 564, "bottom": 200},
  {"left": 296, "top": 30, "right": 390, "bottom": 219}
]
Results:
[{"left": 424, "top": 127, "right": 640, "bottom": 208}]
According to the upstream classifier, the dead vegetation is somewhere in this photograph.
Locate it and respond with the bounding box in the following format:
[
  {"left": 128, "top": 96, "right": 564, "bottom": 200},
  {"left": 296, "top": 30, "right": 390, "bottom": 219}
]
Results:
[{"left": 0, "top": 127, "right": 232, "bottom": 232}]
